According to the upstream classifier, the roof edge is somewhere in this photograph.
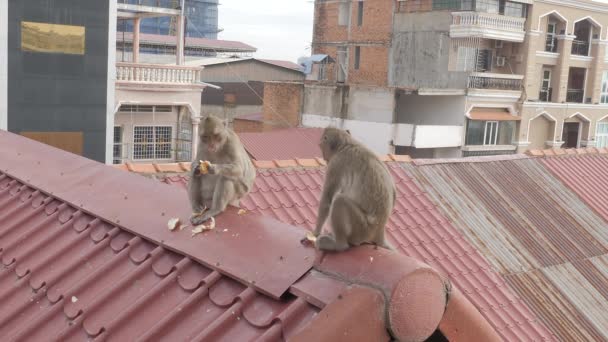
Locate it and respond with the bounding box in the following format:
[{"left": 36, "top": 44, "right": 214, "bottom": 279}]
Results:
[{"left": 526, "top": 147, "right": 608, "bottom": 157}]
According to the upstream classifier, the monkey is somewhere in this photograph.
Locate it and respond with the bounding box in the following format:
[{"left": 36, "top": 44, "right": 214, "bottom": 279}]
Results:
[
  {"left": 188, "top": 115, "right": 256, "bottom": 226},
  {"left": 310, "top": 127, "right": 396, "bottom": 252}
]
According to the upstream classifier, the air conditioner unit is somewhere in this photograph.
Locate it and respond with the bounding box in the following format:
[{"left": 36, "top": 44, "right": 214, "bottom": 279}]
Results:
[
  {"left": 496, "top": 56, "right": 506, "bottom": 67},
  {"left": 494, "top": 40, "right": 504, "bottom": 49}
]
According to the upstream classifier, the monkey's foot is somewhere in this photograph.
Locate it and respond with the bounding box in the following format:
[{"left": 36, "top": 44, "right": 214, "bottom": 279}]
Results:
[
  {"left": 190, "top": 214, "right": 212, "bottom": 226},
  {"left": 316, "top": 235, "right": 350, "bottom": 252}
]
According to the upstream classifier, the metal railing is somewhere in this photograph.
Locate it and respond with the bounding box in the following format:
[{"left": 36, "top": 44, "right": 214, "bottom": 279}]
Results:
[
  {"left": 566, "top": 89, "right": 584, "bottom": 103},
  {"left": 539, "top": 88, "right": 553, "bottom": 102},
  {"left": 463, "top": 149, "right": 517, "bottom": 157},
  {"left": 113, "top": 140, "right": 192, "bottom": 164},
  {"left": 571, "top": 40, "right": 590, "bottom": 56},
  {"left": 116, "top": 62, "right": 202, "bottom": 85},
  {"left": 468, "top": 73, "right": 523, "bottom": 91},
  {"left": 545, "top": 36, "right": 558, "bottom": 53},
  {"left": 452, "top": 12, "right": 526, "bottom": 33}
]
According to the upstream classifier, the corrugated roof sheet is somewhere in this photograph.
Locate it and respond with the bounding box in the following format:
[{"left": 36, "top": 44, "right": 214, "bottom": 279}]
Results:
[
  {"left": 542, "top": 154, "right": 608, "bottom": 221},
  {"left": 140, "top": 161, "right": 552, "bottom": 341},
  {"left": 405, "top": 157, "right": 608, "bottom": 341},
  {"left": 238, "top": 128, "right": 323, "bottom": 161}
]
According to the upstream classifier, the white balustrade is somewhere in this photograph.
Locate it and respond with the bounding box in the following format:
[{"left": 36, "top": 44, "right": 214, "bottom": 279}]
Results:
[
  {"left": 116, "top": 62, "right": 202, "bottom": 85},
  {"left": 452, "top": 12, "right": 525, "bottom": 33}
]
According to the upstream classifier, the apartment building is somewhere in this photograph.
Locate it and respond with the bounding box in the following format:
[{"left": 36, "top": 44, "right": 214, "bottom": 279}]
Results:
[{"left": 300, "top": 0, "right": 608, "bottom": 157}]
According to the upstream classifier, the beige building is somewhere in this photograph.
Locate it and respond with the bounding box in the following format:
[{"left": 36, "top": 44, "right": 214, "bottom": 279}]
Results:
[{"left": 299, "top": 0, "right": 608, "bottom": 157}]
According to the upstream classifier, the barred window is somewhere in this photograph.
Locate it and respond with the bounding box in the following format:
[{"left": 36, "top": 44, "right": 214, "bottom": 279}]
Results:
[
  {"left": 133, "top": 126, "right": 173, "bottom": 160},
  {"left": 113, "top": 126, "right": 122, "bottom": 164}
]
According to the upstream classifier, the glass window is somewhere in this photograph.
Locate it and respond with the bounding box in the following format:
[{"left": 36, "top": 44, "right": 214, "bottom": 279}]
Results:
[
  {"left": 597, "top": 122, "right": 608, "bottom": 148},
  {"left": 502, "top": 1, "right": 525, "bottom": 17},
  {"left": 432, "top": 0, "right": 474, "bottom": 11},
  {"left": 113, "top": 126, "right": 122, "bottom": 164},
  {"left": 476, "top": 0, "right": 499, "bottom": 14},
  {"left": 601, "top": 71, "right": 608, "bottom": 104},
  {"left": 466, "top": 120, "right": 514, "bottom": 146}
]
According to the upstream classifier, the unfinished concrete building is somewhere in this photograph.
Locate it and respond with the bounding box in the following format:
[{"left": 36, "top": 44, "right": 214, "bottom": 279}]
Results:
[{"left": 299, "top": 0, "right": 608, "bottom": 157}]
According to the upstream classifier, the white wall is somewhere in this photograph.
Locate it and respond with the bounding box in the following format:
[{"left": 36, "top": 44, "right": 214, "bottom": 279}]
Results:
[
  {"left": 414, "top": 125, "right": 463, "bottom": 148},
  {"left": 303, "top": 114, "right": 395, "bottom": 154},
  {"left": 348, "top": 87, "right": 395, "bottom": 123},
  {"left": 0, "top": 0, "right": 8, "bottom": 130},
  {"left": 105, "top": 0, "right": 117, "bottom": 164}
]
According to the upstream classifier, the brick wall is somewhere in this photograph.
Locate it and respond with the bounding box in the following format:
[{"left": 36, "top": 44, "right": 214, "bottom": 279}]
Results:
[
  {"left": 233, "top": 119, "right": 264, "bottom": 133},
  {"left": 312, "top": 0, "right": 393, "bottom": 87},
  {"left": 262, "top": 82, "right": 304, "bottom": 128}
]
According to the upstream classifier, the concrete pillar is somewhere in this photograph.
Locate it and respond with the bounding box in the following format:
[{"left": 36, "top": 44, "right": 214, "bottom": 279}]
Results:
[
  {"left": 133, "top": 17, "right": 141, "bottom": 63},
  {"left": 523, "top": 30, "right": 542, "bottom": 101},
  {"left": 176, "top": 15, "right": 185, "bottom": 65},
  {"left": 554, "top": 35, "right": 576, "bottom": 103},
  {"left": 191, "top": 116, "right": 200, "bottom": 159},
  {"left": 590, "top": 40, "right": 607, "bottom": 104}
]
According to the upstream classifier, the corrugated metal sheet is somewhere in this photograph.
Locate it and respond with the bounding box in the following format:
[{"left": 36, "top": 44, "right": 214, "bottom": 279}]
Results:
[
  {"left": 238, "top": 128, "right": 323, "bottom": 161},
  {"left": 405, "top": 158, "right": 608, "bottom": 341},
  {"left": 542, "top": 155, "right": 608, "bottom": 222}
]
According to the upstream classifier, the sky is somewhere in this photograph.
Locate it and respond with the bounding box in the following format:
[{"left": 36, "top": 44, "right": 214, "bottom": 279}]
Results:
[{"left": 217, "top": 0, "right": 314, "bottom": 63}]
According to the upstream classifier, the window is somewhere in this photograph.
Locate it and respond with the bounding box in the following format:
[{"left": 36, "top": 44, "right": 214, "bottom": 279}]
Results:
[
  {"left": 456, "top": 47, "right": 491, "bottom": 72},
  {"left": 133, "top": 126, "right": 173, "bottom": 160},
  {"left": 501, "top": 1, "right": 525, "bottom": 17},
  {"left": 465, "top": 120, "right": 514, "bottom": 146},
  {"left": 354, "top": 46, "right": 361, "bottom": 70},
  {"left": 597, "top": 122, "right": 608, "bottom": 148},
  {"left": 337, "top": 46, "right": 348, "bottom": 82},
  {"left": 475, "top": 0, "right": 499, "bottom": 13},
  {"left": 601, "top": 71, "right": 608, "bottom": 104},
  {"left": 540, "top": 69, "right": 552, "bottom": 102},
  {"left": 357, "top": 1, "right": 364, "bottom": 26},
  {"left": 546, "top": 22, "right": 558, "bottom": 53},
  {"left": 432, "top": 0, "right": 474, "bottom": 11},
  {"left": 113, "top": 126, "right": 123, "bottom": 164},
  {"left": 338, "top": 2, "right": 351, "bottom": 26}
]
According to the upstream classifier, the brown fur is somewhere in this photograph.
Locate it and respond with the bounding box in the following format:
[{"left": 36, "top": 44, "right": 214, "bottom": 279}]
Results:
[
  {"left": 313, "top": 127, "right": 396, "bottom": 251},
  {"left": 188, "top": 116, "right": 256, "bottom": 225}
]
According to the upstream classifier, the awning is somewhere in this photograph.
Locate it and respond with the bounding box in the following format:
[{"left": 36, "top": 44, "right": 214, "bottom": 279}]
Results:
[{"left": 468, "top": 108, "right": 522, "bottom": 121}]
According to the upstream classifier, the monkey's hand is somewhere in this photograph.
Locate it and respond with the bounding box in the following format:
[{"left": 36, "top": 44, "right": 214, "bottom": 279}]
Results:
[
  {"left": 300, "top": 232, "right": 317, "bottom": 247},
  {"left": 191, "top": 212, "right": 212, "bottom": 226}
]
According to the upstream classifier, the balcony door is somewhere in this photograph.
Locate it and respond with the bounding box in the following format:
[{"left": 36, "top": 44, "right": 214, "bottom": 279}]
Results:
[
  {"left": 562, "top": 122, "right": 581, "bottom": 148},
  {"left": 540, "top": 68, "right": 552, "bottom": 102}
]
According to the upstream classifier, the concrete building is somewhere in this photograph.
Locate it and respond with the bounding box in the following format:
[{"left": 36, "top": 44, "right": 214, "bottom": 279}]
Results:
[
  {"left": 118, "top": 0, "right": 220, "bottom": 39},
  {"left": 192, "top": 58, "right": 304, "bottom": 125},
  {"left": 298, "top": 0, "right": 608, "bottom": 157},
  {"left": 113, "top": 2, "right": 209, "bottom": 165},
  {"left": 1, "top": 0, "right": 114, "bottom": 163}
]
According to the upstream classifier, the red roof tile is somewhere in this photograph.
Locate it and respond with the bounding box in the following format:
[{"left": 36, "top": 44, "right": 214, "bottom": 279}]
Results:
[
  {"left": 238, "top": 128, "right": 323, "bottom": 160},
  {"left": 0, "top": 131, "right": 474, "bottom": 341}
]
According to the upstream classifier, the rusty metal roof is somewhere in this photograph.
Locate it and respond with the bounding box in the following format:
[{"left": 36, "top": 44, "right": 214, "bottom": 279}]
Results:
[
  {"left": 123, "top": 159, "right": 552, "bottom": 341},
  {"left": 1, "top": 131, "right": 494, "bottom": 341},
  {"left": 405, "top": 157, "right": 608, "bottom": 341}
]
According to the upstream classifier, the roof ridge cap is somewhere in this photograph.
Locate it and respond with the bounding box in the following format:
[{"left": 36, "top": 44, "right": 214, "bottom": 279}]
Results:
[{"left": 526, "top": 147, "right": 607, "bottom": 157}]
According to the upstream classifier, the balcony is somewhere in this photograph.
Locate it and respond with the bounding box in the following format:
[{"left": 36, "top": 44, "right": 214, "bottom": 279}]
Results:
[
  {"left": 571, "top": 40, "right": 590, "bottom": 56},
  {"left": 451, "top": 12, "right": 526, "bottom": 42},
  {"left": 468, "top": 73, "right": 523, "bottom": 91},
  {"left": 566, "top": 89, "right": 584, "bottom": 103},
  {"left": 116, "top": 62, "right": 203, "bottom": 88}
]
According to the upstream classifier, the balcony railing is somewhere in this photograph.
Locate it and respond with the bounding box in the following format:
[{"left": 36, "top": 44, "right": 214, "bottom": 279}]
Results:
[
  {"left": 539, "top": 88, "right": 553, "bottom": 102},
  {"left": 468, "top": 73, "right": 523, "bottom": 91},
  {"left": 566, "top": 89, "right": 584, "bottom": 103},
  {"left": 451, "top": 12, "right": 526, "bottom": 42},
  {"left": 571, "top": 40, "right": 590, "bottom": 56},
  {"left": 116, "top": 62, "right": 202, "bottom": 86},
  {"left": 545, "top": 36, "right": 558, "bottom": 53}
]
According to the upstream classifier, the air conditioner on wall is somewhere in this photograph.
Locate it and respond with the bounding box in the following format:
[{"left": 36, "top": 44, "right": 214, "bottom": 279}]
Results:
[{"left": 496, "top": 56, "right": 506, "bottom": 67}]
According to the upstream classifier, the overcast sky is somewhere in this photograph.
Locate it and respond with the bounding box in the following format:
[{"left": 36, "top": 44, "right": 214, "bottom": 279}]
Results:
[{"left": 217, "top": 0, "right": 314, "bottom": 62}]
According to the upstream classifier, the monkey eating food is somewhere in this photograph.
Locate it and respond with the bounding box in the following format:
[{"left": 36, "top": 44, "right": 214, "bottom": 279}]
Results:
[
  {"left": 188, "top": 116, "right": 256, "bottom": 226},
  {"left": 309, "top": 128, "right": 396, "bottom": 252}
]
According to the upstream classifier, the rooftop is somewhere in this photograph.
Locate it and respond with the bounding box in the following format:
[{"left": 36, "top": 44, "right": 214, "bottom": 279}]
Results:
[
  {"left": 186, "top": 57, "right": 303, "bottom": 72},
  {"left": 122, "top": 147, "right": 608, "bottom": 341},
  {"left": 0, "top": 131, "right": 500, "bottom": 341},
  {"left": 116, "top": 31, "right": 257, "bottom": 53},
  {"left": 237, "top": 128, "right": 324, "bottom": 161}
]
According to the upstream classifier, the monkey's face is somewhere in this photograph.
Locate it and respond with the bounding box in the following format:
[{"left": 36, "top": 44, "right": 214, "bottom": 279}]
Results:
[
  {"left": 320, "top": 128, "right": 343, "bottom": 162},
  {"left": 201, "top": 118, "right": 227, "bottom": 153}
]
